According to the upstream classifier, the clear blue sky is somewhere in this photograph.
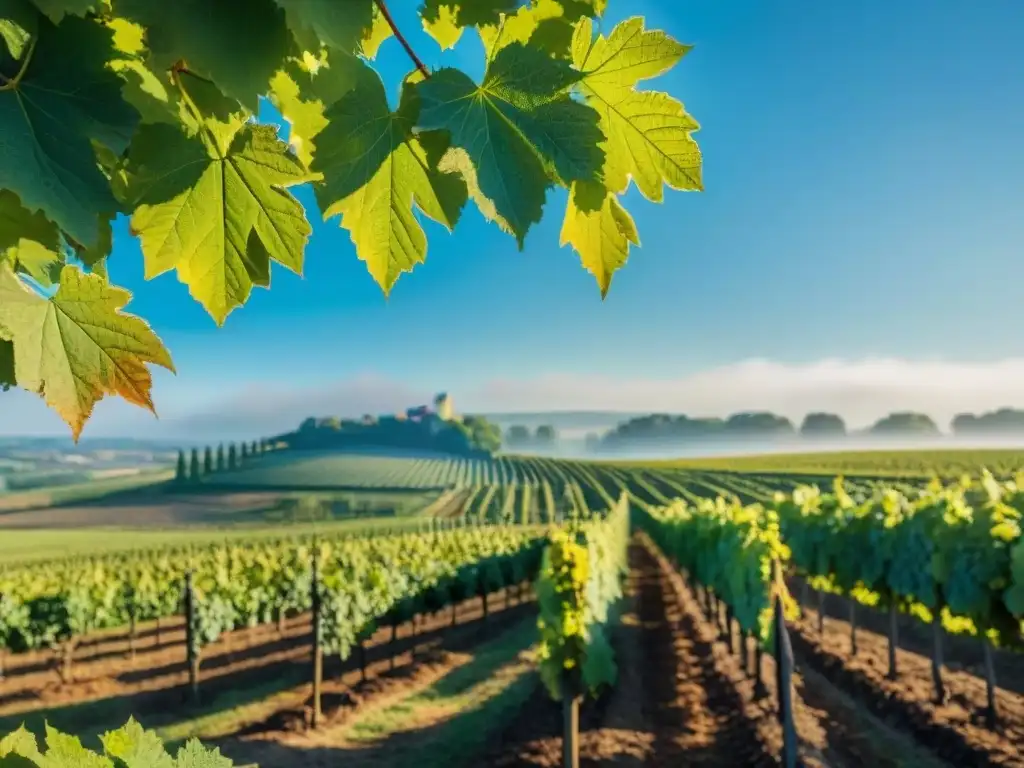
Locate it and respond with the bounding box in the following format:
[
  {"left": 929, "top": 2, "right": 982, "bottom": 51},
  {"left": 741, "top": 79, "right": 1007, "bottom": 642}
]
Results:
[{"left": 5, "top": 0, "right": 1024, "bottom": 438}]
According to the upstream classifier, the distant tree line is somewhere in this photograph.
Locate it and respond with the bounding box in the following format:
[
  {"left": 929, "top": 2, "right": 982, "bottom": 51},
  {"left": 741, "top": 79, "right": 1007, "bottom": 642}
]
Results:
[
  {"left": 273, "top": 412, "right": 502, "bottom": 457},
  {"left": 175, "top": 439, "right": 274, "bottom": 484},
  {"left": 596, "top": 406, "right": 1024, "bottom": 448},
  {"left": 504, "top": 424, "right": 558, "bottom": 447}
]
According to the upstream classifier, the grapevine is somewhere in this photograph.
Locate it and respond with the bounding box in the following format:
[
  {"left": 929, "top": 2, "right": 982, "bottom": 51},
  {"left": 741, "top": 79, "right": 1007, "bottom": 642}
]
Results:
[{"left": 0, "top": 0, "right": 703, "bottom": 440}]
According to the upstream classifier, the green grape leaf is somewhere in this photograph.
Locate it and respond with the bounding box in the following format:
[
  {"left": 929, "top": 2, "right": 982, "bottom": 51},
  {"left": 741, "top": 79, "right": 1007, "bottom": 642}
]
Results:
[
  {"left": 173, "top": 739, "right": 234, "bottom": 768},
  {"left": 312, "top": 70, "right": 467, "bottom": 293},
  {"left": 269, "top": 51, "right": 366, "bottom": 168},
  {"left": 0, "top": 190, "right": 64, "bottom": 286},
  {"left": 100, "top": 719, "right": 174, "bottom": 768},
  {"left": 125, "top": 118, "right": 314, "bottom": 325},
  {"left": 560, "top": 182, "right": 638, "bottom": 297},
  {"left": 115, "top": 0, "right": 291, "bottom": 111},
  {"left": 27, "top": 0, "right": 96, "bottom": 22},
  {"left": 73, "top": 214, "right": 114, "bottom": 269},
  {"left": 43, "top": 725, "right": 113, "bottom": 767},
  {"left": 0, "top": 339, "right": 14, "bottom": 389},
  {"left": 0, "top": 0, "right": 36, "bottom": 60},
  {"left": 0, "top": 14, "right": 140, "bottom": 248},
  {"left": 274, "top": 0, "right": 375, "bottom": 54},
  {"left": 0, "top": 264, "right": 175, "bottom": 441},
  {"left": 572, "top": 17, "right": 702, "bottom": 200},
  {"left": 416, "top": 43, "right": 603, "bottom": 246}
]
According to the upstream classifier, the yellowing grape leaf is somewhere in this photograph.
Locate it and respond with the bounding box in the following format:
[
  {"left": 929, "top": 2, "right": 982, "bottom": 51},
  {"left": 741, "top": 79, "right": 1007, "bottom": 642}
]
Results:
[
  {"left": 421, "top": 2, "right": 461, "bottom": 50},
  {"left": 312, "top": 70, "right": 467, "bottom": 294},
  {"left": 0, "top": 189, "right": 64, "bottom": 286},
  {"left": 361, "top": 4, "right": 393, "bottom": 58},
  {"left": 0, "top": 724, "right": 41, "bottom": 759},
  {"left": 0, "top": 264, "right": 174, "bottom": 441},
  {"left": 42, "top": 726, "right": 112, "bottom": 768},
  {"left": 572, "top": 17, "right": 702, "bottom": 201},
  {"left": 560, "top": 182, "right": 638, "bottom": 297},
  {"left": 416, "top": 42, "right": 603, "bottom": 246},
  {"left": 421, "top": 0, "right": 518, "bottom": 50},
  {"left": 0, "top": 0, "right": 36, "bottom": 60},
  {"left": 0, "top": 14, "right": 139, "bottom": 249},
  {"left": 125, "top": 119, "right": 315, "bottom": 325},
  {"left": 478, "top": 0, "right": 591, "bottom": 61},
  {"left": 173, "top": 739, "right": 234, "bottom": 768},
  {"left": 101, "top": 718, "right": 174, "bottom": 768},
  {"left": 274, "top": 0, "right": 375, "bottom": 54},
  {"left": 116, "top": 0, "right": 291, "bottom": 111},
  {"left": 269, "top": 51, "right": 367, "bottom": 168}
]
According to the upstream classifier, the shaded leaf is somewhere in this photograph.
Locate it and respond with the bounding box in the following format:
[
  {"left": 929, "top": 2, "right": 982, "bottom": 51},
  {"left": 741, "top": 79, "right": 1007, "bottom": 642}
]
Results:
[
  {"left": 415, "top": 42, "right": 603, "bottom": 245},
  {"left": 0, "top": 189, "right": 64, "bottom": 286},
  {"left": 116, "top": 0, "right": 291, "bottom": 111},
  {"left": 0, "top": 14, "right": 139, "bottom": 248},
  {"left": 29, "top": 0, "right": 97, "bottom": 22},
  {"left": 269, "top": 51, "right": 366, "bottom": 168},
  {"left": 0, "top": 264, "right": 175, "bottom": 441},
  {"left": 274, "top": 0, "right": 374, "bottom": 54},
  {"left": 0, "top": 339, "right": 14, "bottom": 389}
]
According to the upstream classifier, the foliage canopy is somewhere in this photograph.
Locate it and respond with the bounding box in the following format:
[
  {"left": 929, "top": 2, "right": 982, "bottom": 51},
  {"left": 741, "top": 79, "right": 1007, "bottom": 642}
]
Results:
[{"left": 0, "top": 0, "right": 702, "bottom": 439}]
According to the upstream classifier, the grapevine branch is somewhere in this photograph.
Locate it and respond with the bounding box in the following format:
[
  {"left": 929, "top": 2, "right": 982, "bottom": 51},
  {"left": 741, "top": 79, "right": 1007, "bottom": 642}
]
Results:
[{"left": 374, "top": 0, "right": 430, "bottom": 79}]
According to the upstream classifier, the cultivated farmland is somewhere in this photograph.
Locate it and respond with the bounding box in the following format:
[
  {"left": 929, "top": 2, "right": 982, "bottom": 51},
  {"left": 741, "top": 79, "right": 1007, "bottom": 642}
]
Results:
[{"left": 1, "top": 447, "right": 1022, "bottom": 767}]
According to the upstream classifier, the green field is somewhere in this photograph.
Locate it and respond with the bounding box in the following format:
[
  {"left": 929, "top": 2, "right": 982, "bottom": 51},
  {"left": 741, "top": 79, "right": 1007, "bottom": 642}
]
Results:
[
  {"left": 4, "top": 446, "right": 1024, "bottom": 565},
  {"left": 0, "top": 469, "right": 175, "bottom": 512},
  {"left": 612, "top": 447, "right": 1024, "bottom": 478},
  {"left": 0, "top": 513, "right": 439, "bottom": 565}
]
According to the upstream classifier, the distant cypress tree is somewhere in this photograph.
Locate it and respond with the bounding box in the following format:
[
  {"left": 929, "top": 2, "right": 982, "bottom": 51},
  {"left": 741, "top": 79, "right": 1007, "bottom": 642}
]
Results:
[
  {"left": 251, "top": 439, "right": 258, "bottom": 456},
  {"left": 228, "top": 443, "right": 237, "bottom": 470},
  {"left": 189, "top": 448, "right": 200, "bottom": 481},
  {"left": 241, "top": 442, "right": 249, "bottom": 462},
  {"left": 203, "top": 446, "right": 213, "bottom": 474},
  {"left": 175, "top": 450, "right": 187, "bottom": 483},
  {"left": 216, "top": 444, "right": 225, "bottom": 471}
]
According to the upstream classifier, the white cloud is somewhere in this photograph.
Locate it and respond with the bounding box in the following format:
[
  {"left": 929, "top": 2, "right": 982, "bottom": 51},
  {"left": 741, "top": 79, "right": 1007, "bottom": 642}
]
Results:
[{"left": 6, "top": 357, "right": 1024, "bottom": 438}]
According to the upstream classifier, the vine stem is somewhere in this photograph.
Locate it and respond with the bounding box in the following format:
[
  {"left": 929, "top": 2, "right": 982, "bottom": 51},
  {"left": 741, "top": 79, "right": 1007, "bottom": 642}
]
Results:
[
  {"left": 374, "top": 0, "right": 430, "bottom": 79},
  {"left": 0, "top": 35, "right": 37, "bottom": 91}
]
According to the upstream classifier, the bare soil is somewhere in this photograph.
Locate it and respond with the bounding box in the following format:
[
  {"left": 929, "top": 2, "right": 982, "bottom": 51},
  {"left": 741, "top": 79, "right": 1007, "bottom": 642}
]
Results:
[
  {"left": 477, "top": 535, "right": 935, "bottom": 768},
  {"left": 0, "top": 585, "right": 532, "bottom": 737},
  {"left": 789, "top": 599, "right": 1024, "bottom": 767}
]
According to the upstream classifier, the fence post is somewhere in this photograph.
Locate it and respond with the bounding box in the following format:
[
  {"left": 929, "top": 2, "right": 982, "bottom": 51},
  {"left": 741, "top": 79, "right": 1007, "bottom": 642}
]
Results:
[
  {"left": 772, "top": 560, "right": 797, "bottom": 768},
  {"left": 184, "top": 571, "right": 200, "bottom": 704},
  {"left": 310, "top": 552, "right": 323, "bottom": 729}
]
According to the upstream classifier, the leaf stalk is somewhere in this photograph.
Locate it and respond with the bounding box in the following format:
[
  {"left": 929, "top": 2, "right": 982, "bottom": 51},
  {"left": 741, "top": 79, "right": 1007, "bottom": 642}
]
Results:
[{"left": 374, "top": 0, "right": 430, "bottom": 79}]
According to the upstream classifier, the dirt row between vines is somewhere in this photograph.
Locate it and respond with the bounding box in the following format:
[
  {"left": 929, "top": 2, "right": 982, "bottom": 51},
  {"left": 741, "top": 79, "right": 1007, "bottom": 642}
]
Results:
[
  {"left": 478, "top": 536, "right": 944, "bottom": 768},
  {"left": 167, "top": 535, "right": 942, "bottom": 768},
  {"left": 0, "top": 584, "right": 533, "bottom": 737},
  {"left": 788, "top": 602, "right": 1024, "bottom": 767}
]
